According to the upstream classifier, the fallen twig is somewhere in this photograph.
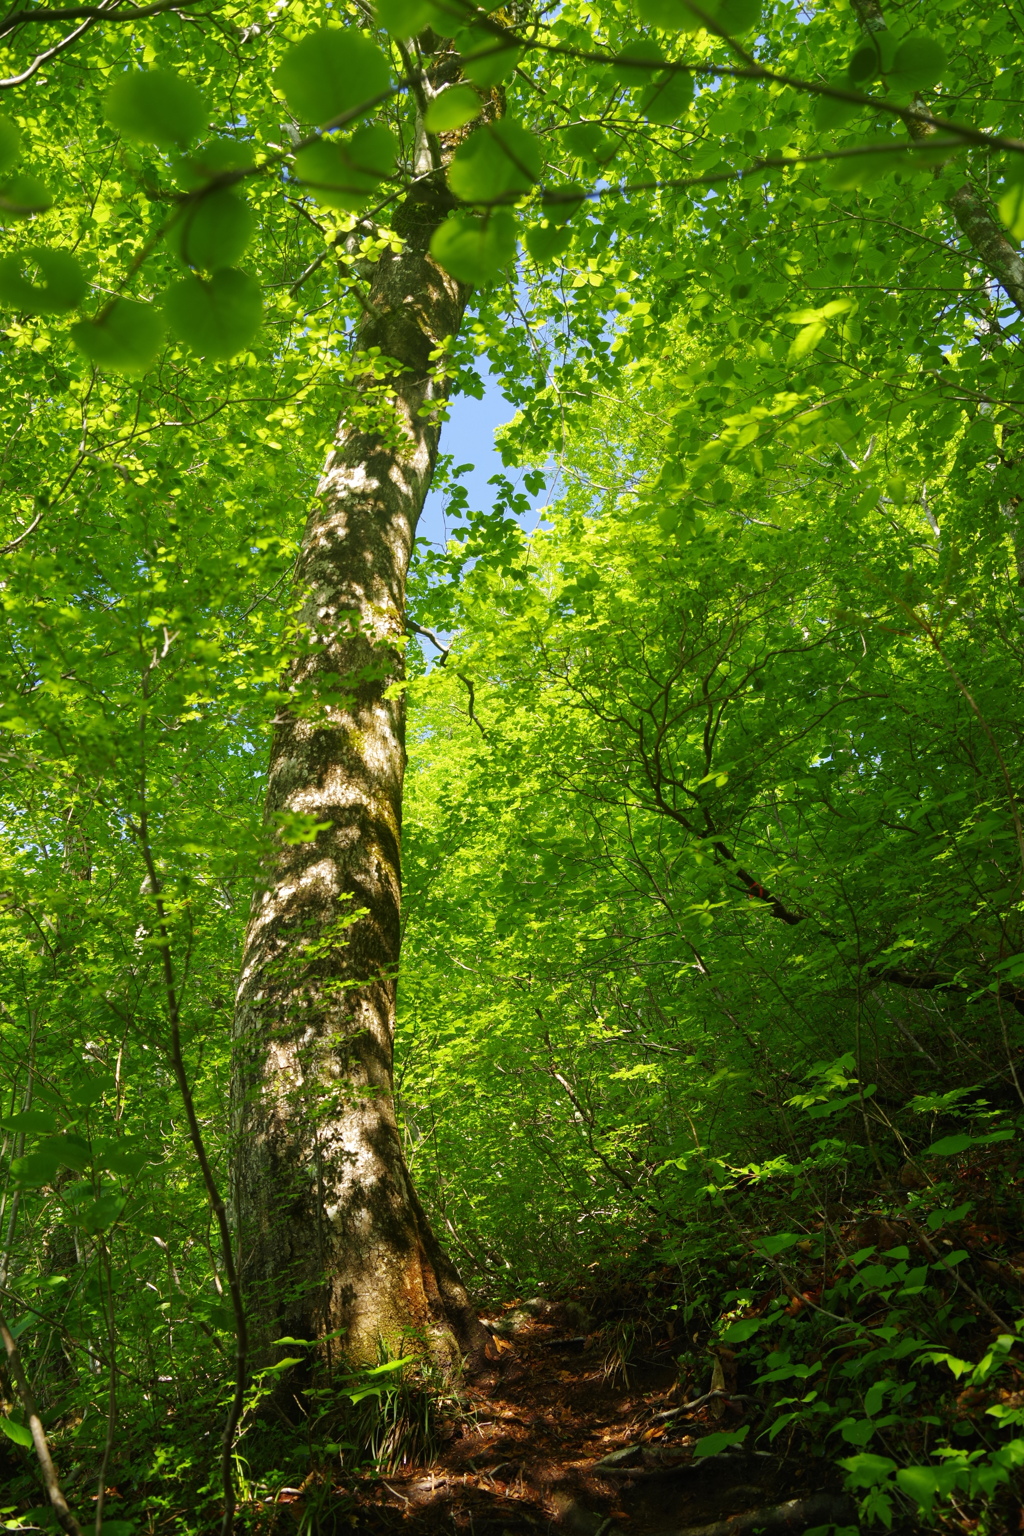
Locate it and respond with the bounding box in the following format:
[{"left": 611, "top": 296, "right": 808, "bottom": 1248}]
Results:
[{"left": 654, "top": 1389, "right": 762, "bottom": 1421}]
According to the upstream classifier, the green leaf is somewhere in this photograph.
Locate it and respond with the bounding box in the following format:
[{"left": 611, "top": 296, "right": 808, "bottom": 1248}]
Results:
[
  {"left": 561, "top": 124, "right": 615, "bottom": 165},
  {"left": 430, "top": 209, "right": 516, "bottom": 284},
  {"left": 274, "top": 28, "right": 391, "bottom": 128},
  {"left": 0, "top": 247, "right": 87, "bottom": 314},
  {"left": 293, "top": 124, "right": 397, "bottom": 212},
  {"left": 754, "top": 1232, "right": 802, "bottom": 1255},
  {"left": 0, "top": 113, "right": 22, "bottom": 177},
  {"left": 100, "top": 1141, "right": 153, "bottom": 1177},
  {"left": 71, "top": 298, "right": 164, "bottom": 374},
  {"left": 634, "top": 0, "right": 707, "bottom": 32},
  {"left": 608, "top": 41, "right": 665, "bottom": 87},
  {"left": 925, "top": 1133, "right": 973, "bottom": 1156},
  {"left": 374, "top": 0, "right": 439, "bottom": 33},
  {"left": 721, "top": 1316, "right": 762, "bottom": 1342},
  {"left": 839, "top": 1452, "right": 897, "bottom": 1488},
  {"left": 164, "top": 267, "right": 262, "bottom": 360},
  {"left": 167, "top": 191, "right": 254, "bottom": 270},
  {"left": 456, "top": 28, "right": 521, "bottom": 88},
  {"left": 889, "top": 32, "right": 946, "bottom": 92},
  {"left": 0, "top": 172, "right": 52, "bottom": 216},
  {"left": 525, "top": 220, "right": 573, "bottom": 263},
  {"left": 104, "top": 69, "right": 209, "bottom": 150},
  {"left": 813, "top": 84, "right": 864, "bottom": 132},
  {"left": 839, "top": 1416, "right": 877, "bottom": 1446},
  {"left": 635, "top": 0, "right": 758, "bottom": 32},
  {"left": 998, "top": 181, "right": 1024, "bottom": 241},
  {"left": 694, "top": 1425, "right": 749, "bottom": 1457},
  {"left": 895, "top": 1464, "right": 958, "bottom": 1512},
  {"left": 174, "top": 137, "right": 255, "bottom": 191},
  {"left": 0, "top": 1417, "right": 32, "bottom": 1449},
  {"left": 425, "top": 86, "right": 483, "bottom": 134},
  {"left": 710, "top": 0, "right": 760, "bottom": 35},
  {"left": 641, "top": 70, "right": 694, "bottom": 124},
  {"left": 449, "top": 119, "right": 541, "bottom": 203},
  {"left": 1, "top": 1107, "right": 58, "bottom": 1133},
  {"left": 51, "top": 1133, "right": 92, "bottom": 1172},
  {"left": 11, "top": 1152, "right": 61, "bottom": 1187},
  {"left": 847, "top": 34, "right": 896, "bottom": 83},
  {"left": 81, "top": 1193, "right": 127, "bottom": 1233}
]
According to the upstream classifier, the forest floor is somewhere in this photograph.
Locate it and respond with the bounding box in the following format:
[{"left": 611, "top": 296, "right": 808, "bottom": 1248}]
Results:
[{"left": 335, "top": 1304, "right": 853, "bottom": 1536}]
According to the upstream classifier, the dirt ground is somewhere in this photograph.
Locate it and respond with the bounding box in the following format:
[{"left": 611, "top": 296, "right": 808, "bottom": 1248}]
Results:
[{"left": 338, "top": 1307, "right": 850, "bottom": 1536}]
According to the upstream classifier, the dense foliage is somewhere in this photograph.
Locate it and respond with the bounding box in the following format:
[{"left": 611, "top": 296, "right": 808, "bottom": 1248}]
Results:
[{"left": 1, "top": 0, "right": 1024, "bottom": 1528}]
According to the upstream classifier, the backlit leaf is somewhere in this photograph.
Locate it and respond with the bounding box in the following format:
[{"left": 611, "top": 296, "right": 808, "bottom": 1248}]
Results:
[
  {"left": 167, "top": 191, "right": 254, "bottom": 270},
  {"left": 293, "top": 124, "right": 397, "bottom": 211},
  {"left": 0, "top": 247, "right": 86, "bottom": 313},
  {"left": 425, "top": 86, "right": 483, "bottom": 134},
  {"left": 71, "top": 297, "right": 164, "bottom": 373},
  {"left": 164, "top": 267, "right": 262, "bottom": 359},
  {"left": 448, "top": 119, "right": 541, "bottom": 204},
  {"left": 889, "top": 33, "right": 946, "bottom": 92},
  {"left": 430, "top": 209, "right": 516, "bottom": 284},
  {"left": 456, "top": 28, "right": 520, "bottom": 88},
  {"left": 274, "top": 28, "right": 390, "bottom": 128},
  {"left": 0, "top": 1417, "right": 32, "bottom": 1448},
  {"left": 0, "top": 172, "right": 52, "bottom": 215},
  {"left": 0, "top": 112, "right": 21, "bottom": 177},
  {"left": 104, "top": 69, "right": 208, "bottom": 150}
]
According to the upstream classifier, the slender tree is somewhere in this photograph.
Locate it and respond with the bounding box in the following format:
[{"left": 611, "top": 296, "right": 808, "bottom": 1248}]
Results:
[{"left": 229, "top": 114, "right": 494, "bottom": 1366}]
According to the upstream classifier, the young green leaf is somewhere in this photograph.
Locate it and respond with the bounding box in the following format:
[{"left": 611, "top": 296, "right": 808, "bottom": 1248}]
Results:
[
  {"left": 1, "top": 1107, "right": 59, "bottom": 1133},
  {"left": 0, "top": 1417, "right": 32, "bottom": 1449},
  {"left": 641, "top": 69, "right": 694, "bottom": 124},
  {"left": 694, "top": 1425, "right": 749, "bottom": 1457},
  {"left": 174, "top": 136, "right": 255, "bottom": 191},
  {"left": 274, "top": 28, "right": 391, "bottom": 128},
  {"left": 0, "top": 247, "right": 86, "bottom": 313},
  {"left": 71, "top": 297, "right": 164, "bottom": 373},
  {"left": 167, "top": 190, "right": 254, "bottom": 271},
  {"left": 425, "top": 85, "right": 483, "bottom": 134},
  {"left": 104, "top": 68, "right": 209, "bottom": 150},
  {"left": 430, "top": 209, "right": 516, "bottom": 284},
  {"left": 889, "top": 33, "right": 946, "bottom": 93},
  {"left": 0, "top": 172, "right": 52, "bottom": 215},
  {"left": 448, "top": 120, "right": 541, "bottom": 203},
  {"left": 293, "top": 124, "right": 397, "bottom": 211},
  {"left": 0, "top": 112, "right": 21, "bottom": 177},
  {"left": 375, "top": 0, "right": 447, "bottom": 34},
  {"left": 163, "top": 267, "right": 262, "bottom": 359},
  {"left": 525, "top": 219, "right": 573, "bottom": 263},
  {"left": 456, "top": 28, "right": 521, "bottom": 88}
]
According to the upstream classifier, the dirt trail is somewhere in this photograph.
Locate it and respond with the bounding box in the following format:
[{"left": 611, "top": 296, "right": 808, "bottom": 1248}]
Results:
[{"left": 351, "top": 1309, "right": 848, "bottom": 1536}]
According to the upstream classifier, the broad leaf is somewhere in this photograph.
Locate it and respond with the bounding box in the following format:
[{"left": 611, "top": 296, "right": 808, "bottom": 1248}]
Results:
[
  {"left": 164, "top": 267, "right": 262, "bottom": 359},
  {"left": 425, "top": 86, "right": 483, "bottom": 133},
  {"left": 104, "top": 69, "right": 209, "bottom": 150},
  {"left": 294, "top": 124, "right": 397, "bottom": 211},
  {"left": 71, "top": 297, "right": 164, "bottom": 373},
  {"left": 274, "top": 29, "right": 391, "bottom": 128},
  {"left": 168, "top": 190, "right": 254, "bottom": 271},
  {"left": 430, "top": 209, "right": 516, "bottom": 284},
  {"left": 448, "top": 120, "right": 541, "bottom": 203}
]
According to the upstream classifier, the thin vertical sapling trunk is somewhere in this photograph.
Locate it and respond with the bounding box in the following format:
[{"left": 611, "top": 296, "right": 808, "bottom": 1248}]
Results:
[{"left": 230, "top": 95, "right": 493, "bottom": 1370}]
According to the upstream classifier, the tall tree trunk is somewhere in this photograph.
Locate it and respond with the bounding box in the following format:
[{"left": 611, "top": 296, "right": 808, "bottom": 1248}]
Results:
[{"left": 230, "top": 160, "right": 492, "bottom": 1372}]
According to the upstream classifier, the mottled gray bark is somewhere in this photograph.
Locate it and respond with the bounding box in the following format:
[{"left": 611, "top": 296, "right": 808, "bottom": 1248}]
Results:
[{"left": 230, "top": 161, "right": 492, "bottom": 1371}]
